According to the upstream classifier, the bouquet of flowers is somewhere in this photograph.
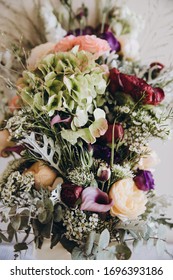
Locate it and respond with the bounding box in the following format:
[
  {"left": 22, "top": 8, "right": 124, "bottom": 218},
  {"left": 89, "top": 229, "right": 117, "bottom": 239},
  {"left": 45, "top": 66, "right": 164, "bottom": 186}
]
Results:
[{"left": 0, "top": 0, "right": 173, "bottom": 260}]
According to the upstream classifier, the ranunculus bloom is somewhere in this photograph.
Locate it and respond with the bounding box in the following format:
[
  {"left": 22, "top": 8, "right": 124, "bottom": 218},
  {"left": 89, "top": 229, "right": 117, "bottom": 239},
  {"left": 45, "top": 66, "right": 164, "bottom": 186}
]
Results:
[
  {"left": 134, "top": 170, "right": 155, "bottom": 191},
  {"left": 23, "top": 161, "right": 57, "bottom": 190},
  {"left": 101, "top": 123, "right": 124, "bottom": 143},
  {"left": 54, "top": 35, "right": 110, "bottom": 58},
  {"left": 0, "top": 129, "right": 14, "bottom": 157},
  {"left": 137, "top": 148, "right": 160, "bottom": 170},
  {"left": 109, "top": 178, "right": 147, "bottom": 220},
  {"left": 80, "top": 187, "right": 114, "bottom": 212},
  {"left": 61, "top": 183, "right": 83, "bottom": 208},
  {"left": 109, "top": 68, "right": 165, "bottom": 105},
  {"left": 27, "top": 42, "right": 55, "bottom": 70}
]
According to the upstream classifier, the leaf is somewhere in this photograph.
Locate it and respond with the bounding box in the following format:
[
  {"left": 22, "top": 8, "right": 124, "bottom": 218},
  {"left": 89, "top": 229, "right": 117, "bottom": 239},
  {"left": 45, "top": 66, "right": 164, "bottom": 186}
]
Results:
[
  {"left": 14, "top": 242, "right": 28, "bottom": 252},
  {"left": 98, "top": 229, "right": 110, "bottom": 249},
  {"left": 11, "top": 214, "right": 21, "bottom": 231},
  {"left": 50, "top": 233, "right": 61, "bottom": 249},
  {"left": 96, "top": 249, "right": 115, "bottom": 260},
  {"left": 22, "top": 132, "right": 64, "bottom": 175},
  {"left": 54, "top": 205, "right": 63, "bottom": 223},
  {"left": 71, "top": 247, "right": 87, "bottom": 260},
  {"left": 7, "top": 223, "right": 15, "bottom": 242},
  {"left": 156, "top": 239, "right": 166, "bottom": 256},
  {"left": 115, "top": 243, "right": 132, "bottom": 260},
  {"left": 0, "top": 232, "right": 9, "bottom": 242},
  {"left": 84, "top": 231, "right": 96, "bottom": 255}
]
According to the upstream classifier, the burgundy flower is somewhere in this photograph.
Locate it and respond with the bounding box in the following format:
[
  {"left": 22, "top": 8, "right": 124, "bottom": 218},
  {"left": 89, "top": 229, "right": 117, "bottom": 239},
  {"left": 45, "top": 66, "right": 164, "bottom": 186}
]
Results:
[
  {"left": 134, "top": 170, "right": 155, "bottom": 191},
  {"left": 100, "top": 32, "right": 121, "bottom": 52},
  {"left": 61, "top": 183, "right": 83, "bottom": 208},
  {"left": 109, "top": 68, "right": 121, "bottom": 94},
  {"left": 109, "top": 67, "right": 165, "bottom": 105},
  {"left": 101, "top": 123, "right": 124, "bottom": 143},
  {"left": 80, "top": 187, "right": 114, "bottom": 212},
  {"left": 1, "top": 145, "right": 25, "bottom": 157}
]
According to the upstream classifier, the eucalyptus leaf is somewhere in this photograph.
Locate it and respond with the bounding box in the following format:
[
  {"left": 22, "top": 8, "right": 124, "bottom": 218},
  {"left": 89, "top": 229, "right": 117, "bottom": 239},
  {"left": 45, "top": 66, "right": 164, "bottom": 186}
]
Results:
[
  {"left": 11, "top": 214, "right": 21, "bottom": 231},
  {"left": 115, "top": 243, "right": 132, "bottom": 260},
  {"left": 156, "top": 239, "right": 166, "bottom": 256},
  {"left": 84, "top": 231, "right": 96, "bottom": 255},
  {"left": 71, "top": 247, "right": 87, "bottom": 260},
  {"left": 96, "top": 249, "right": 115, "bottom": 260},
  {"left": 0, "top": 232, "right": 9, "bottom": 242},
  {"left": 98, "top": 229, "right": 110, "bottom": 249}
]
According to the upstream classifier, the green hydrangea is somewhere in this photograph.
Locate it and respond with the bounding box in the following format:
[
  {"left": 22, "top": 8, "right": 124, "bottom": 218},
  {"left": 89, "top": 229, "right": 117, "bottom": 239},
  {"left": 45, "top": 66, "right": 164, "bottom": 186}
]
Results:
[{"left": 19, "top": 50, "right": 108, "bottom": 123}]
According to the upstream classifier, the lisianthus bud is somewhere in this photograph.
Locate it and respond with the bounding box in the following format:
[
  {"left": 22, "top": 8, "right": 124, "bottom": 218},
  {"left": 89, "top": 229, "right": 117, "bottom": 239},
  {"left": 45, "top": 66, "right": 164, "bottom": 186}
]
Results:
[
  {"left": 150, "top": 62, "right": 164, "bottom": 79},
  {"left": 102, "top": 123, "right": 124, "bottom": 143},
  {"left": 97, "top": 162, "right": 111, "bottom": 181},
  {"left": 134, "top": 170, "right": 155, "bottom": 191},
  {"left": 61, "top": 183, "right": 83, "bottom": 208}
]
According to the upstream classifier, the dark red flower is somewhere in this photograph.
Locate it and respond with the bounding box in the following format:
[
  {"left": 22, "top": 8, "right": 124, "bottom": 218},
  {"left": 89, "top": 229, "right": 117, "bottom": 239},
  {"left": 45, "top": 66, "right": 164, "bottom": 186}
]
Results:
[
  {"left": 109, "top": 68, "right": 165, "bottom": 105},
  {"left": 102, "top": 123, "right": 124, "bottom": 143},
  {"left": 61, "top": 183, "right": 83, "bottom": 208},
  {"left": 109, "top": 68, "right": 121, "bottom": 93}
]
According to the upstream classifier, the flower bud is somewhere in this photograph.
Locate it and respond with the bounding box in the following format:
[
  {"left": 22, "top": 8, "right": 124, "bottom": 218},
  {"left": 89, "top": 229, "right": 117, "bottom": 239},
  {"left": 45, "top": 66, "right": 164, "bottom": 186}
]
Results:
[
  {"left": 97, "top": 162, "right": 111, "bottom": 182},
  {"left": 102, "top": 123, "right": 124, "bottom": 143},
  {"left": 61, "top": 183, "right": 83, "bottom": 208}
]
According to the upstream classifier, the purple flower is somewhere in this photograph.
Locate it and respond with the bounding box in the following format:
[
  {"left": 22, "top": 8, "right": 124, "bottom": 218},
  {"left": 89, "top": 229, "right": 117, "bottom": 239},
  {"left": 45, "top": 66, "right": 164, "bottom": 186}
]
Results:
[
  {"left": 92, "top": 144, "right": 111, "bottom": 163},
  {"left": 80, "top": 187, "right": 114, "bottom": 212},
  {"left": 100, "top": 32, "right": 121, "bottom": 52},
  {"left": 134, "top": 170, "right": 155, "bottom": 191}
]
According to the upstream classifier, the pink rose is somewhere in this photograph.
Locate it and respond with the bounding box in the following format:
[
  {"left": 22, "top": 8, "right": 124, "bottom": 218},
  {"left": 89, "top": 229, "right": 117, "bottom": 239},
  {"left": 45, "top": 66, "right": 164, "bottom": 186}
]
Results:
[{"left": 54, "top": 35, "right": 110, "bottom": 58}]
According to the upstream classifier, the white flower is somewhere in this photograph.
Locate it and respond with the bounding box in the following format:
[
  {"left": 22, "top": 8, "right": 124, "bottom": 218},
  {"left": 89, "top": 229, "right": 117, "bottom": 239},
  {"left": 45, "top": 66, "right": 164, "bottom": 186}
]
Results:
[
  {"left": 118, "top": 35, "right": 140, "bottom": 60},
  {"left": 40, "top": 1, "right": 67, "bottom": 43}
]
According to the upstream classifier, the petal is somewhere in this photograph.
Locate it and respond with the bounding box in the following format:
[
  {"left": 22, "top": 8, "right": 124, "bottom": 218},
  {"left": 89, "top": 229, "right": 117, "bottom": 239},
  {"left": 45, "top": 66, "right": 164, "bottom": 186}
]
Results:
[{"left": 80, "top": 187, "right": 113, "bottom": 212}]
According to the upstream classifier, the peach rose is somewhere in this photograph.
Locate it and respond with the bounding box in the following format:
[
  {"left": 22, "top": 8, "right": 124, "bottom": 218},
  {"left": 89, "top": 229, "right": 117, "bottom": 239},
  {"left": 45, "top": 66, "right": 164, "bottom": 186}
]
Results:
[
  {"left": 8, "top": 95, "right": 21, "bottom": 112},
  {"left": 23, "top": 161, "right": 57, "bottom": 190},
  {"left": 0, "top": 129, "right": 14, "bottom": 157},
  {"left": 27, "top": 42, "right": 55, "bottom": 70},
  {"left": 109, "top": 178, "right": 147, "bottom": 220},
  {"left": 54, "top": 35, "right": 110, "bottom": 58},
  {"left": 137, "top": 148, "right": 160, "bottom": 170}
]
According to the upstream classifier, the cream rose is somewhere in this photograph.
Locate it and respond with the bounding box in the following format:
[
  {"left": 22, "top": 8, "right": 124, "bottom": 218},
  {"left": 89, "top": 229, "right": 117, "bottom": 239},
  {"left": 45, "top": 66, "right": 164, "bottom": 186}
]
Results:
[
  {"left": 27, "top": 42, "right": 55, "bottom": 71},
  {"left": 23, "top": 160, "right": 57, "bottom": 190},
  {"left": 109, "top": 178, "right": 147, "bottom": 220},
  {"left": 137, "top": 148, "right": 160, "bottom": 170}
]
